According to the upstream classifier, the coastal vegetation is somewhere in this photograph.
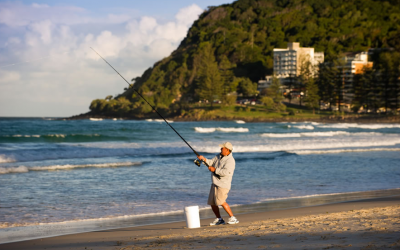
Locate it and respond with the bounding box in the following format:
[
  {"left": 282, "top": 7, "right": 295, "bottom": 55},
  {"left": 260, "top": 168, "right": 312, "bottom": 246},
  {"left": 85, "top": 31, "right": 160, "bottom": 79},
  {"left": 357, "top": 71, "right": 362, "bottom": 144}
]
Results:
[{"left": 86, "top": 0, "right": 400, "bottom": 121}]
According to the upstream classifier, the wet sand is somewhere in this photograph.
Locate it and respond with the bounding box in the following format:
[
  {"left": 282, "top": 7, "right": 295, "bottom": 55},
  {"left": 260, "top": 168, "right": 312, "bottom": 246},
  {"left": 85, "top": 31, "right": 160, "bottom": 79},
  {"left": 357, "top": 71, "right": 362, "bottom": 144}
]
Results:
[{"left": 0, "top": 195, "right": 399, "bottom": 250}]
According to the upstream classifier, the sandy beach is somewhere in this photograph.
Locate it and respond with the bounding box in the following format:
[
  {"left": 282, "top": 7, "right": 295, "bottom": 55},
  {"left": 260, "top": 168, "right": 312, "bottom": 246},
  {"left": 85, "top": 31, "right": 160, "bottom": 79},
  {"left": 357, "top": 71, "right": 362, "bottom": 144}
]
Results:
[{"left": 1, "top": 195, "right": 399, "bottom": 250}]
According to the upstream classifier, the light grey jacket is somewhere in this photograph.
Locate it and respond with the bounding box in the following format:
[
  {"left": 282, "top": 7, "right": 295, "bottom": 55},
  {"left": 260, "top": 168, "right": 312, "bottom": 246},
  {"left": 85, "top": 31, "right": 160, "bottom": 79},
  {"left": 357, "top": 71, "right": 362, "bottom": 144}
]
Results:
[{"left": 204, "top": 153, "right": 235, "bottom": 190}]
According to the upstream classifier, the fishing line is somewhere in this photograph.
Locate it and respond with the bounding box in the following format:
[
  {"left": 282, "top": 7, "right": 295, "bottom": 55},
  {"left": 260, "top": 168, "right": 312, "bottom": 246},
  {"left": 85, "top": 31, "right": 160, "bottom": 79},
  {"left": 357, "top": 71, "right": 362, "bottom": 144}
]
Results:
[{"left": 90, "top": 47, "right": 218, "bottom": 175}]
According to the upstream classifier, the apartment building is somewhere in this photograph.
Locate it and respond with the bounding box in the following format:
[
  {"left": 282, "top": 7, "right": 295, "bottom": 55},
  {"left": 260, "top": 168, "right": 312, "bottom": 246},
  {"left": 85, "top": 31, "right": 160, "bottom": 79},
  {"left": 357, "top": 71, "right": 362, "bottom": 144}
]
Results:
[
  {"left": 258, "top": 42, "right": 324, "bottom": 91},
  {"left": 273, "top": 42, "right": 324, "bottom": 80},
  {"left": 338, "top": 51, "right": 373, "bottom": 106}
]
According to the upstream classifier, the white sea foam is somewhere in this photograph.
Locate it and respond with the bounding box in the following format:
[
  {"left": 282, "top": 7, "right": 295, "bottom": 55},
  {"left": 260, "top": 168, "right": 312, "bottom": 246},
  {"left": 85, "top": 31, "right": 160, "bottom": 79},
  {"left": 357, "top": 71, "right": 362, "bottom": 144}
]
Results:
[
  {"left": 256, "top": 188, "right": 400, "bottom": 203},
  {"left": 4, "top": 133, "right": 399, "bottom": 162},
  {"left": 0, "top": 166, "right": 28, "bottom": 174},
  {"left": 0, "top": 207, "right": 189, "bottom": 229},
  {"left": 196, "top": 136, "right": 400, "bottom": 153},
  {"left": 291, "top": 148, "right": 400, "bottom": 155},
  {"left": 31, "top": 162, "right": 142, "bottom": 171},
  {"left": 146, "top": 119, "right": 173, "bottom": 123},
  {"left": 261, "top": 131, "right": 351, "bottom": 137},
  {"left": 89, "top": 118, "right": 103, "bottom": 121},
  {"left": 7, "top": 134, "right": 101, "bottom": 139},
  {"left": 235, "top": 120, "right": 246, "bottom": 124},
  {"left": 0, "top": 162, "right": 142, "bottom": 175},
  {"left": 194, "top": 127, "right": 249, "bottom": 133},
  {"left": 195, "top": 127, "right": 216, "bottom": 133},
  {"left": 317, "top": 123, "right": 400, "bottom": 129},
  {"left": 261, "top": 133, "right": 301, "bottom": 138},
  {"left": 291, "top": 125, "right": 315, "bottom": 130},
  {"left": 47, "top": 134, "right": 66, "bottom": 138},
  {"left": 218, "top": 127, "right": 249, "bottom": 132},
  {"left": 0, "top": 155, "right": 16, "bottom": 163},
  {"left": 9, "top": 135, "right": 41, "bottom": 138}
]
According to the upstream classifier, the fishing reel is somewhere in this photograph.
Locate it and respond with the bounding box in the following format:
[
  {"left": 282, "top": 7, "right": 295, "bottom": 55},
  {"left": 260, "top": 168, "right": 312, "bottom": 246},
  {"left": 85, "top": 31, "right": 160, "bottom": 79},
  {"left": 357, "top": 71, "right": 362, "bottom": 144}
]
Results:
[{"left": 194, "top": 159, "right": 201, "bottom": 167}]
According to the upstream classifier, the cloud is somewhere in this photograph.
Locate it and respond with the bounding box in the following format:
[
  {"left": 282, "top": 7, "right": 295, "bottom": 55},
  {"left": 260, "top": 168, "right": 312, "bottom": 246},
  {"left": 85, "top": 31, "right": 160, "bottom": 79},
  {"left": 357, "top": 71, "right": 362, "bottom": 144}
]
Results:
[
  {"left": 139, "top": 16, "right": 158, "bottom": 34},
  {"left": 0, "top": 71, "right": 20, "bottom": 83},
  {"left": 29, "top": 19, "right": 53, "bottom": 44},
  {"left": 0, "top": 2, "right": 203, "bottom": 117},
  {"left": 176, "top": 4, "right": 203, "bottom": 26}
]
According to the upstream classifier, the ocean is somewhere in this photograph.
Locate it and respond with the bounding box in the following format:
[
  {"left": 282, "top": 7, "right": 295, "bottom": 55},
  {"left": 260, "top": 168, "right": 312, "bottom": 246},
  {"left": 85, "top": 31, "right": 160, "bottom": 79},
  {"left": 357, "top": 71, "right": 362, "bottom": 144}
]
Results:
[{"left": 1, "top": 117, "right": 400, "bottom": 243}]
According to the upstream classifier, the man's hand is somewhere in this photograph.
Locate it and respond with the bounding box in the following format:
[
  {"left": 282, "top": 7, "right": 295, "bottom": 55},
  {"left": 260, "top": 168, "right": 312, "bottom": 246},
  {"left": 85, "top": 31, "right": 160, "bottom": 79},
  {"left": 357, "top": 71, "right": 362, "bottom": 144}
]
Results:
[
  {"left": 197, "top": 155, "right": 206, "bottom": 161},
  {"left": 208, "top": 166, "right": 216, "bottom": 172}
]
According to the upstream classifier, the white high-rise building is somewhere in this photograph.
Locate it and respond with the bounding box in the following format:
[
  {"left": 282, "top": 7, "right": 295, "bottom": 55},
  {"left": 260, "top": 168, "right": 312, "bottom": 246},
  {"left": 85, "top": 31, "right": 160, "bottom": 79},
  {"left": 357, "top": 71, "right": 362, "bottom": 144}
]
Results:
[
  {"left": 258, "top": 42, "right": 324, "bottom": 91},
  {"left": 273, "top": 42, "right": 324, "bottom": 79}
]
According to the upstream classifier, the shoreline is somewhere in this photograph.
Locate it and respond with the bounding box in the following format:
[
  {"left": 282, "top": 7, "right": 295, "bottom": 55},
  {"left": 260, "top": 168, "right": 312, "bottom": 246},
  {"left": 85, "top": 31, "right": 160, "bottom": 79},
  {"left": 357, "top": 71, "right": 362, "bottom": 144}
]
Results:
[
  {"left": 65, "top": 112, "right": 400, "bottom": 123},
  {"left": 0, "top": 195, "right": 399, "bottom": 250},
  {"left": 1, "top": 188, "right": 399, "bottom": 244}
]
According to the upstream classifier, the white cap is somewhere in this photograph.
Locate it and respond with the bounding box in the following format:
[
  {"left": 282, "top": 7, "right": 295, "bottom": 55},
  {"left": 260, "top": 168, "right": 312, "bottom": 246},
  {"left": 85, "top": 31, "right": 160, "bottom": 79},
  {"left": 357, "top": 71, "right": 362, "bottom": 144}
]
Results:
[{"left": 219, "top": 142, "right": 233, "bottom": 151}]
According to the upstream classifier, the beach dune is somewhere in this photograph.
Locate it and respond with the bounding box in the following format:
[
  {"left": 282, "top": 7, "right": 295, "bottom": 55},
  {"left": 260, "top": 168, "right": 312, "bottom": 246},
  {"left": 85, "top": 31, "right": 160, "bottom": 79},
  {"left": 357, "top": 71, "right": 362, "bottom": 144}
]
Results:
[{"left": 0, "top": 195, "right": 399, "bottom": 250}]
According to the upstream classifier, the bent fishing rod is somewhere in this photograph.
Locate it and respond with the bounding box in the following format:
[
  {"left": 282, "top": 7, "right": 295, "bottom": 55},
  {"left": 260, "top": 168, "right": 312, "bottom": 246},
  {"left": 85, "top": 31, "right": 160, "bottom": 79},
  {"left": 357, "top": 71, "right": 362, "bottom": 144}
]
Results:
[{"left": 90, "top": 47, "right": 219, "bottom": 177}]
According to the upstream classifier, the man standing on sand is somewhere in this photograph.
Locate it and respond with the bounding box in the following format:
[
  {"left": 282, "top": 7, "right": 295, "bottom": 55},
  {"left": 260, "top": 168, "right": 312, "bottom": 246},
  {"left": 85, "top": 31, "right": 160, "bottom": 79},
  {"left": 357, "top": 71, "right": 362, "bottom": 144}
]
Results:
[{"left": 197, "top": 142, "right": 239, "bottom": 225}]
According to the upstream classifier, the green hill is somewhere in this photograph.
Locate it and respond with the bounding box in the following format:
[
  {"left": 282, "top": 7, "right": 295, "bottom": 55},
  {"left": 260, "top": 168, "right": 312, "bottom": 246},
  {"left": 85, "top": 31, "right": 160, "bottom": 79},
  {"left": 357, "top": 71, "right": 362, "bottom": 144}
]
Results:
[{"left": 87, "top": 0, "right": 400, "bottom": 119}]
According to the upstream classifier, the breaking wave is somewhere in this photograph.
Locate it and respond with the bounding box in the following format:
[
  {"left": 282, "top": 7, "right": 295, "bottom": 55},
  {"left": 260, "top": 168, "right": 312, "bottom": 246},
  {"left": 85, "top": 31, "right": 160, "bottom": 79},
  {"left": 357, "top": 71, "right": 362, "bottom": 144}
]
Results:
[
  {"left": 317, "top": 123, "right": 400, "bottom": 129},
  {"left": 0, "top": 134, "right": 128, "bottom": 143},
  {"left": 260, "top": 131, "right": 383, "bottom": 138},
  {"left": 288, "top": 125, "right": 315, "bottom": 130},
  {"left": 291, "top": 148, "right": 400, "bottom": 155},
  {"left": 0, "top": 162, "right": 143, "bottom": 175},
  {"left": 146, "top": 119, "right": 174, "bottom": 123},
  {"left": 194, "top": 127, "right": 249, "bottom": 133},
  {"left": 0, "top": 155, "right": 16, "bottom": 163}
]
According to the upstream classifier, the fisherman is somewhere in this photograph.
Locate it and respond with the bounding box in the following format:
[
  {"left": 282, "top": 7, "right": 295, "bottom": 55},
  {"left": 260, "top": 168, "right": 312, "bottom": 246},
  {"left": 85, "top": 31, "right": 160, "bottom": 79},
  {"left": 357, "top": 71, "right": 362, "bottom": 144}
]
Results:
[
  {"left": 197, "top": 142, "right": 239, "bottom": 225},
  {"left": 93, "top": 48, "right": 238, "bottom": 224}
]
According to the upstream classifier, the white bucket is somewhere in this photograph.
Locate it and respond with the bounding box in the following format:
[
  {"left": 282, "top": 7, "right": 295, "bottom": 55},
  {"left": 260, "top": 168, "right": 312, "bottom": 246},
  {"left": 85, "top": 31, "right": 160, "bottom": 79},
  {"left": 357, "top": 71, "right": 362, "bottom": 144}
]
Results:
[{"left": 184, "top": 206, "right": 201, "bottom": 229}]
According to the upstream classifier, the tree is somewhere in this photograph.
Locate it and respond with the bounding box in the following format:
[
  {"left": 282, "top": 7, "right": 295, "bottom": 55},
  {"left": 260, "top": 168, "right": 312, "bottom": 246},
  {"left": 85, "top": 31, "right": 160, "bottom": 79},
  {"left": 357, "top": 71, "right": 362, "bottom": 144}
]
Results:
[
  {"left": 219, "top": 54, "right": 236, "bottom": 96},
  {"left": 261, "top": 96, "right": 274, "bottom": 110},
  {"left": 264, "top": 77, "right": 286, "bottom": 111},
  {"left": 297, "top": 53, "right": 314, "bottom": 107},
  {"left": 223, "top": 94, "right": 237, "bottom": 105},
  {"left": 304, "top": 78, "right": 320, "bottom": 114},
  {"left": 316, "top": 62, "right": 337, "bottom": 110},
  {"left": 196, "top": 43, "right": 223, "bottom": 104},
  {"left": 333, "top": 58, "right": 347, "bottom": 112},
  {"left": 283, "top": 73, "right": 296, "bottom": 103},
  {"left": 352, "top": 51, "right": 400, "bottom": 113},
  {"left": 352, "top": 66, "right": 374, "bottom": 113},
  {"left": 267, "top": 77, "right": 284, "bottom": 104},
  {"left": 374, "top": 52, "right": 400, "bottom": 112},
  {"left": 236, "top": 77, "right": 258, "bottom": 97}
]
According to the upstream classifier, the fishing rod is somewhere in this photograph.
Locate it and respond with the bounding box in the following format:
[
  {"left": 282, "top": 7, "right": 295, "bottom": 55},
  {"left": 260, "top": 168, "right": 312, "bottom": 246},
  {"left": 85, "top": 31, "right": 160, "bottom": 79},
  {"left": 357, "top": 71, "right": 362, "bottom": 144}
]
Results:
[{"left": 90, "top": 47, "right": 219, "bottom": 177}]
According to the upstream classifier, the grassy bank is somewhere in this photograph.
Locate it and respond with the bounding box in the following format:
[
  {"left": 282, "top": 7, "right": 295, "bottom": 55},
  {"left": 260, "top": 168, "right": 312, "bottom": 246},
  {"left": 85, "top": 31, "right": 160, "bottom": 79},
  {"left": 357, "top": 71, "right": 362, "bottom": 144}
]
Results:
[
  {"left": 174, "top": 104, "right": 400, "bottom": 123},
  {"left": 68, "top": 103, "right": 400, "bottom": 123}
]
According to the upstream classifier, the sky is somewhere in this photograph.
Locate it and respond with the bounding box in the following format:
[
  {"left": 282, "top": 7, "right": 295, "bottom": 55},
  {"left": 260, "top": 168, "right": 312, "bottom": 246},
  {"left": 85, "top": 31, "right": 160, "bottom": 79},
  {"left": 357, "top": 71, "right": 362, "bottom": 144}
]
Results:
[{"left": 0, "top": 0, "right": 234, "bottom": 117}]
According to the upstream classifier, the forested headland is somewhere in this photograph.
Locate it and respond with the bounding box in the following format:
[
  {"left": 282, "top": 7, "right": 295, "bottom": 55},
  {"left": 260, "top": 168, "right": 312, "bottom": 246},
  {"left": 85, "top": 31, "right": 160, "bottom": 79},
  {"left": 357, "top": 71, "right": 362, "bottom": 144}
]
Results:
[{"left": 76, "top": 0, "right": 400, "bottom": 122}]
